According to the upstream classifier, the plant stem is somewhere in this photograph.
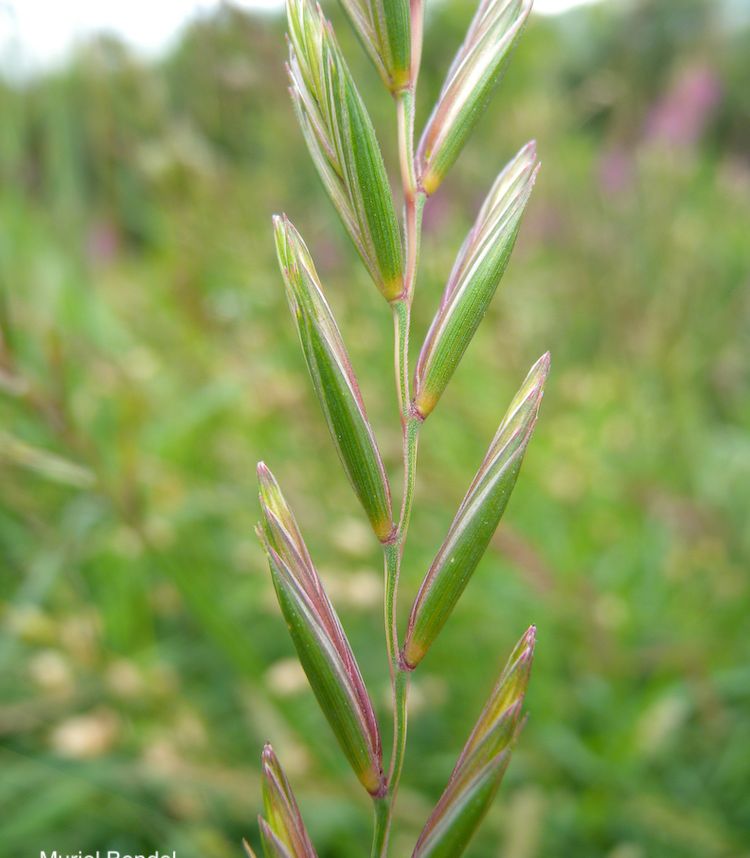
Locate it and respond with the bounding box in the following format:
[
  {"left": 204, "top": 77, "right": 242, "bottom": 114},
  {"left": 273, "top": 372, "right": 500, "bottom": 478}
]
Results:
[
  {"left": 372, "top": 80, "right": 426, "bottom": 858},
  {"left": 398, "top": 413, "right": 420, "bottom": 541},
  {"left": 371, "top": 796, "right": 390, "bottom": 858},
  {"left": 396, "top": 89, "right": 417, "bottom": 201},
  {"left": 376, "top": 450, "right": 417, "bottom": 858},
  {"left": 396, "top": 89, "right": 426, "bottom": 304}
]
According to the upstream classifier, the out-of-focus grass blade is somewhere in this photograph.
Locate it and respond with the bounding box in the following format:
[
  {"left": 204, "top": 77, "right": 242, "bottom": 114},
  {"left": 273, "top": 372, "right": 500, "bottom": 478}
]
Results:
[
  {"left": 414, "top": 142, "right": 539, "bottom": 419},
  {"left": 274, "top": 215, "right": 394, "bottom": 543},
  {"left": 339, "top": 0, "right": 411, "bottom": 92},
  {"left": 412, "top": 626, "right": 536, "bottom": 857},
  {"left": 243, "top": 837, "right": 260, "bottom": 858},
  {"left": 417, "top": 0, "right": 533, "bottom": 194},
  {"left": 0, "top": 430, "right": 94, "bottom": 488},
  {"left": 403, "top": 356, "right": 547, "bottom": 669},
  {"left": 286, "top": 0, "right": 404, "bottom": 300},
  {"left": 257, "top": 464, "right": 386, "bottom": 797}
]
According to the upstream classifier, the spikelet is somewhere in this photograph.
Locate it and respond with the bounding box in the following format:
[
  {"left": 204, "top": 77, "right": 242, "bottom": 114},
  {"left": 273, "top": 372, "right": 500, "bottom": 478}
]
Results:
[
  {"left": 339, "top": 0, "right": 412, "bottom": 92},
  {"left": 286, "top": 0, "right": 404, "bottom": 300},
  {"left": 254, "top": 744, "right": 317, "bottom": 858},
  {"left": 275, "top": 215, "right": 394, "bottom": 542},
  {"left": 412, "top": 627, "right": 536, "bottom": 857},
  {"left": 403, "top": 355, "right": 548, "bottom": 669},
  {"left": 418, "top": 0, "right": 533, "bottom": 195},
  {"left": 258, "top": 464, "right": 385, "bottom": 796},
  {"left": 414, "top": 142, "right": 539, "bottom": 419}
]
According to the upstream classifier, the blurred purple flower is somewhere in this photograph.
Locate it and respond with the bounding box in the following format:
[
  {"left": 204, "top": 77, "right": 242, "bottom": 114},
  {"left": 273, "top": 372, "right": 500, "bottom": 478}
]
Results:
[
  {"left": 85, "top": 219, "right": 120, "bottom": 266},
  {"left": 645, "top": 64, "right": 722, "bottom": 149},
  {"left": 598, "top": 146, "right": 634, "bottom": 195}
]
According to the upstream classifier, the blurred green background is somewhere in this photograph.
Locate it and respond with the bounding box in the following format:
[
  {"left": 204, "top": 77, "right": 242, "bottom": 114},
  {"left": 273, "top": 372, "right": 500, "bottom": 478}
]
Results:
[{"left": 2, "top": 0, "right": 749, "bottom": 855}]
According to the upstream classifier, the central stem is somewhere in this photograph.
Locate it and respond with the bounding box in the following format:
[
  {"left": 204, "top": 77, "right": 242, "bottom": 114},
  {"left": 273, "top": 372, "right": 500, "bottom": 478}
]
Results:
[
  {"left": 374, "top": 324, "right": 420, "bottom": 858},
  {"left": 372, "top": 81, "right": 426, "bottom": 858},
  {"left": 395, "top": 89, "right": 426, "bottom": 304}
]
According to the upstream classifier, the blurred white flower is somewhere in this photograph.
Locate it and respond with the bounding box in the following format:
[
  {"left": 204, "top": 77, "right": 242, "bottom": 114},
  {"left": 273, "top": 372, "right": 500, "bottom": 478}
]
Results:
[
  {"left": 28, "top": 649, "right": 73, "bottom": 693},
  {"left": 265, "top": 658, "right": 308, "bottom": 697},
  {"left": 49, "top": 709, "right": 119, "bottom": 758}
]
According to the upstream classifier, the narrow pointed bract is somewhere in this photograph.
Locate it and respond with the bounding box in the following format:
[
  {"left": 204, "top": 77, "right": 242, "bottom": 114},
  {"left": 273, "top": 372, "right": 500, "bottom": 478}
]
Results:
[
  {"left": 414, "top": 142, "right": 539, "bottom": 419},
  {"left": 413, "top": 752, "right": 512, "bottom": 858},
  {"left": 286, "top": 0, "right": 404, "bottom": 300},
  {"left": 257, "top": 744, "right": 318, "bottom": 858},
  {"left": 274, "top": 215, "right": 394, "bottom": 543},
  {"left": 403, "top": 355, "right": 548, "bottom": 669},
  {"left": 412, "top": 627, "right": 536, "bottom": 858},
  {"left": 260, "top": 817, "right": 296, "bottom": 858},
  {"left": 257, "top": 464, "right": 385, "bottom": 796},
  {"left": 417, "top": 0, "right": 533, "bottom": 195},
  {"left": 339, "top": 0, "right": 411, "bottom": 92},
  {"left": 242, "top": 838, "right": 260, "bottom": 858}
]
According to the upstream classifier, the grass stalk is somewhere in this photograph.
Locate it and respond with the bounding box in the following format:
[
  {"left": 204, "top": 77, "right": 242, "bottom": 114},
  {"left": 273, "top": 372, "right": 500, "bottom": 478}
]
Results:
[{"left": 372, "top": 79, "right": 425, "bottom": 858}]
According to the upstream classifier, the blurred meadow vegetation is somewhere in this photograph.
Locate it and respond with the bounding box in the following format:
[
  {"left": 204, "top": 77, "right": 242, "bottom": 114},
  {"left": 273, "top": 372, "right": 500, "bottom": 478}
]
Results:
[{"left": 1, "top": 0, "right": 750, "bottom": 855}]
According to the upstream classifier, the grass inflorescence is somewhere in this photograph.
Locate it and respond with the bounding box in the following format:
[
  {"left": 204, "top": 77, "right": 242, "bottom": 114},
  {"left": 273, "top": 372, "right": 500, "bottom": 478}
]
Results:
[{"left": 251, "top": 1, "right": 549, "bottom": 855}]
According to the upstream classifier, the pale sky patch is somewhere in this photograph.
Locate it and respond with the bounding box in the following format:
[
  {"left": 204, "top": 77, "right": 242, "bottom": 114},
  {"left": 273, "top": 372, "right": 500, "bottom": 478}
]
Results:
[{"left": 0, "top": 0, "right": 607, "bottom": 72}]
